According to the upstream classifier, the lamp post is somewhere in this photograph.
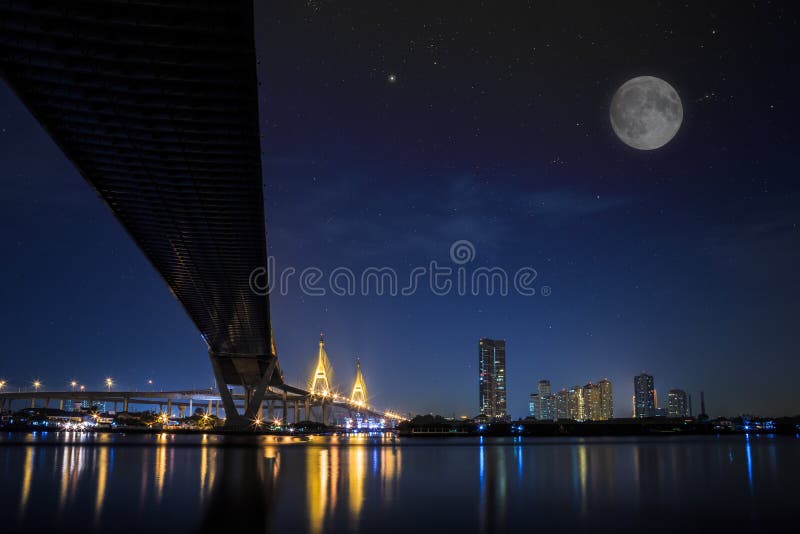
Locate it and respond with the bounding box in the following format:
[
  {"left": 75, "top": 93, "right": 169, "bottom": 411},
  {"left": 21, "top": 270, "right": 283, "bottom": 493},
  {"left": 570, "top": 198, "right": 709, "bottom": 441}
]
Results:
[
  {"left": 0, "top": 380, "right": 6, "bottom": 392},
  {"left": 70, "top": 381, "right": 77, "bottom": 392},
  {"left": 105, "top": 377, "right": 113, "bottom": 392},
  {"left": 33, "top": 380, "right": 42, "bottom": 392}
]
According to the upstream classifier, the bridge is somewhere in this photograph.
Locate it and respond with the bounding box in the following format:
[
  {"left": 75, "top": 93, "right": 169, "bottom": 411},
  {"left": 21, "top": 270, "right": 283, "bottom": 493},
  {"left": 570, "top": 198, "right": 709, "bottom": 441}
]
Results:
[
  {"left": 0, "top": 337, "right": 402, "bottom": 427},
  {"left": 0, "top": 0, "right": 402, "bottom": 428}
]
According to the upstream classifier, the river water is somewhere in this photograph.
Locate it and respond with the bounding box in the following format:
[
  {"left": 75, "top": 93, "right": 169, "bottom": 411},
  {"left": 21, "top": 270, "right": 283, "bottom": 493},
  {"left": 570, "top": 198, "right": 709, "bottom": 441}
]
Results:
[{"left": 0, "top": 432, "right": 796, "bottom": 533}]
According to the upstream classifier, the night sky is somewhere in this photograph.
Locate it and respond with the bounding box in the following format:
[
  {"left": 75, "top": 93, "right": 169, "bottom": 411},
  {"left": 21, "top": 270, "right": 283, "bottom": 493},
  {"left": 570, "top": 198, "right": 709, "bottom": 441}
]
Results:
[{"left": 1, "top": 1, "right": 798, "bottom": 418}]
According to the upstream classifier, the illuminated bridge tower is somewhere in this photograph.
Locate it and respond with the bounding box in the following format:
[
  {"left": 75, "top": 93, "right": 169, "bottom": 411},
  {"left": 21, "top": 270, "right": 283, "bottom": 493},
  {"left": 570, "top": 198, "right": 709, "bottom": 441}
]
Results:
[
  {"left": 350, "top": 359, "right": 368, "bottom": 407},
  {"left": 310, "top": 334, "right": 332, "bottom": 396}
]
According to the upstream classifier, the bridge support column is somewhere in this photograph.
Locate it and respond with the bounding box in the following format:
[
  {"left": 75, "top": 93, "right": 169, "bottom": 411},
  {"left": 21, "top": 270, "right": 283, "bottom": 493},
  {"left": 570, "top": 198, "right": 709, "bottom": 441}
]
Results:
[
  {"left": 59, "top": 400, "right": 64, "bottom": 410},
  {"left": 209, "top": 352, "right": 278, "bottom": 429},
  {"left": 179, "top": 406, "right": 186, "bottom": 419},
  {"left": 208, "top": 399, "right": 213, "bottom": 416},
  {"left": 188, "top": 398, "right": 193, "bottom": 415},
  {"left": 45, "top": 398, "right": 50, "bottom": 409},
  {"left": 294, "top": 400, "right": 299, "bottom": 423},
  {"left": 267, "top": 401, "right": 274, "bottom": 421},
  {"left": 305, "top": 397, "right": 311, "bottom": 421},
  {"left": 30, "top": 398, "right": 35, "bottom": 408},
  {"left": 113, "top": 402, "right": 118, "bottom": 413},
  {"left": 258, "top": 401, "right": 264, "bottom": 421},
  {"left": 322, "top": 400, "right": 329, "bottom": 426},
  {"left": 167, "top": 399, "right": 172, "bottom": 418},
  {"left": 282, "top": 391, "right": 288, "bottom": 424},
  {"left": 123, "top": 398, "right": 129, "bottom": 413}
]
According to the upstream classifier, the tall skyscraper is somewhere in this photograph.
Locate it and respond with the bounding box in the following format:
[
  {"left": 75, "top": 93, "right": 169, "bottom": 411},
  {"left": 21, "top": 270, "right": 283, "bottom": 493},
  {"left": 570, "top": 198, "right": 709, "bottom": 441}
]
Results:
[
  {"left": 537, "top": 380, "right": 555, "bottom": 421},
  {"left": 556, "top": 389, "right": 569, "bottom": 419},
  {"left": 598, "top": 378, "right": 613, "bottom": 420},
  {"left": 567, "top": 385, "right": 584, "bottom": 421},
  {"left": 582, "top": 382, "right": 601, "bottom": 421},
  {"left": 633, "top": 373, "right": 655, "bottom": 418},
  {"left": 529, "top": 393, "right": 538, "bottom": 418},
  {"left": 667, "top": 389, "right": 689, "bottom": 417},
  {"left": 478, "top": 338, "right": 507, "bottom": 421}
]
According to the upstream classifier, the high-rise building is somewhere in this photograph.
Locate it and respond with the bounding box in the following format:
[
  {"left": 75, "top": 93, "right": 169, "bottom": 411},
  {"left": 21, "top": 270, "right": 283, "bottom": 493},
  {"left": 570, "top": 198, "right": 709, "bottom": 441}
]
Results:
[
  {"left": 668, "top": 389, "right": 689, "bottom": 418},
  {"left": 582, "top": 382, "right": 601, "bottom": 421},
  {"left": 529, "top": 379, "right": 555, "bottom": 421},
  {"left": 634, "top": 373, "right": 655, "bottom": 418},
  {"left": 478, "top": 338, "right": 507, "bottom": 421},
  {"left": 598, "top": 378, "right": 613, "bottom": 420},
  {"left": 567, "top": 385, "right": 584, "bottom": 421},
  {"left": 556, "top": 389, "right": 570, "bottom": 419},
  {"left": 529, "top": 393, "right": 538, "bottom": 418},
  {"left": 538, "top": 380, "right": 555, "bottom": 421}
]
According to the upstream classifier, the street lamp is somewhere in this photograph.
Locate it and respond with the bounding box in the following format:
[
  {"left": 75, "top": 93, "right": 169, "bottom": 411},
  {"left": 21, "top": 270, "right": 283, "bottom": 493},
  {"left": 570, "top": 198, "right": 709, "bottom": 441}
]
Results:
[
  {"left": 70, "top": 381, "right": 78, "bottom": 392},
  {"left": 105, "top": 377, "right": 113, "bottom": 392},
  {"left": 0, "top": 380, "right": 6, "bottom": 391},
  {"left": 79, "top": 385, "right": 85, "bottom": 392},
  {"left": 33, "top": 380, "right": 42, "bottom": 392}
]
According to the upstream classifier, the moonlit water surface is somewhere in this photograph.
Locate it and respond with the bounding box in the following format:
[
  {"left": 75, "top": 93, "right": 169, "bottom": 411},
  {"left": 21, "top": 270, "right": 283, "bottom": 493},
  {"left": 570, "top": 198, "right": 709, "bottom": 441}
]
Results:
[{"left": 0, "top": 433, "right": 796, "bottom": 533}]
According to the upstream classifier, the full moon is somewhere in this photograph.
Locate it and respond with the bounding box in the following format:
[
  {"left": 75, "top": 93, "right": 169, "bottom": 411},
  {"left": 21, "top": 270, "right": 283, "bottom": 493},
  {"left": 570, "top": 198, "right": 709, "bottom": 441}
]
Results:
[{"left": 610, "top": 76, "right": 683, "bottom": 150}]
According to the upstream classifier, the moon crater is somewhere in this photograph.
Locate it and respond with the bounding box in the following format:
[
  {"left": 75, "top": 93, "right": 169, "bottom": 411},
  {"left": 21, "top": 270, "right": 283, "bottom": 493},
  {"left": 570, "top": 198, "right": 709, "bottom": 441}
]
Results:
[{"left": 610, "top": 76, "right": 683, "bottom": 150}]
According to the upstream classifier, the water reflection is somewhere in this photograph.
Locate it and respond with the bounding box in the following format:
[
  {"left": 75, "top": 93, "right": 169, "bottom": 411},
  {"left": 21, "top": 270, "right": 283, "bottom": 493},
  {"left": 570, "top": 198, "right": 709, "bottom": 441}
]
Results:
[
  {"left": 18, "top": 446, "right": 34, "bottom": 521},
  {"left": 199, "top": 443, "right": 279, "bottom": 533},
  {"left": 94, "top": 447, "right": 109, "bottom": 525},
  {"left": 479, "top": 444, "right": 508, "bottom": 534},
  {"left": 0, "top": 434, "right": 797, "bottom": 533},
  {"left": 348, "top": 445, "right": 366, "bottom": 522}
]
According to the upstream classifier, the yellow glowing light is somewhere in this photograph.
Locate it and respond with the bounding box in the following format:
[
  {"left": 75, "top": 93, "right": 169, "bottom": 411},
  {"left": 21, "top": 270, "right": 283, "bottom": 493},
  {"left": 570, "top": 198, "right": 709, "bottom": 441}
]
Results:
[
  {"left": 105, "top": 377, "right": 113, "bottom": 391},
  {"left": 0, "top": 380, "right": 6, "bottom": 390},
  {"left": 273, "top": 418, "right": 282, "bottom": 426},
  {"left": 33, "top": 380, "right": 42, "bottom": 390},
  {"left": 253, "top": 418, "right": 263, "bottom": 428}
]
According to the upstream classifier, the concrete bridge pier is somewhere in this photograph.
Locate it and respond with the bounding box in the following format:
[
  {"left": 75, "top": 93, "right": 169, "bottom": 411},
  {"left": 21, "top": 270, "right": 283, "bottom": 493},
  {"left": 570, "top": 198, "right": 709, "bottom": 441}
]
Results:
[
  {"left": 305, "top": 397, "right": 310, "bottom": 421},
  {"left": 123, "top": 397, "right": 129, "bottom": 413},
  {"left": 207, "top": 399, "right": 213, "bottom": 416},
  {"left": 267, "top": 401, "right": 274, "bottom": 421},
  {"left": 293, "top": 400, "right": 299, "bottom": 423},
  {"left": 282, "top": 392, "right": 288, "bottom": 424},
  {"left": 58, "top": 399, "right": 64, "bottom": 410},
  {"left": 179, "top": 406, "right": 186, "bottom": 418},
  {"left": 30, "top": 398, "right": 35, "bottom": 408},
  {"left": 188, "top": 398, "right": 193, "bottom": 415},
  {"left": 322, "top": 400, "right": 329, "bottom": 426},
  {"left": 167, "top": 399, "right": 172, "bottom": 418}
]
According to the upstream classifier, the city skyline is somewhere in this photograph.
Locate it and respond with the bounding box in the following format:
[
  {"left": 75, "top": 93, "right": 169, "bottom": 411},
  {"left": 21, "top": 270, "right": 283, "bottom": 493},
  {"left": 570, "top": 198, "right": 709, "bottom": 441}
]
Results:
[
  {"left": 0, "top": 3, "right": 797, "bottom": 533},
  {"left": 1, "top": 1, "right": 798, "bottom": 419}
]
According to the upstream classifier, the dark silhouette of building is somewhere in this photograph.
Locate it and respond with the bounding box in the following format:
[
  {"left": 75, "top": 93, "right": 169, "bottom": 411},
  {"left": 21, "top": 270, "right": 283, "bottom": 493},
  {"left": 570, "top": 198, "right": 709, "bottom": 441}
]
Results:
[
  {"left": 697, "top": 391, "right": 709, "bottom": 421},
  {"left": 634, "top": 373, "right": 655, "bottom": 418},
  {"left": 667, "top": 389, "right": 689, "bottom": 417}
]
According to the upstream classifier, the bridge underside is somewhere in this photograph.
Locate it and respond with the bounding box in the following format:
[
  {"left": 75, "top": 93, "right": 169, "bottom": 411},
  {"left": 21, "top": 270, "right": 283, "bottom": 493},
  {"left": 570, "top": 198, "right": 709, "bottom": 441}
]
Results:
[{"left": 0, "top": 0, "right": 277, "bottom": 426}]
